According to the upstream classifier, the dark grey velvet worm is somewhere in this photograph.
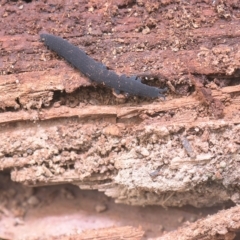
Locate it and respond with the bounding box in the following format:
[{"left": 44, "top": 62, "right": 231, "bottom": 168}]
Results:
[{"left": 40, "top": 33, "right": 167, "bottom": 98}]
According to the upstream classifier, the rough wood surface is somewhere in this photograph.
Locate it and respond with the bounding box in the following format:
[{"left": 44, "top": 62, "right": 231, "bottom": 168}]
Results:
[
  {"left": 158, "top": 205, "right": 240, "bottom": 240},
  {"left": 46, "top": 226, "right": 144, "bottom": 240},
  {"left": 0, "top": 0, "right": 240, "bottom": 211}
]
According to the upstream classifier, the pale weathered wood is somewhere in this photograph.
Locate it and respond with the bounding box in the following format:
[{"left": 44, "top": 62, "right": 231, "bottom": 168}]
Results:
[
  {"left": 158, "top": 205, "right": 240, "bottom": 240},
  {"left": 52, "top": 226, "right": 144, "bottom": 240}
]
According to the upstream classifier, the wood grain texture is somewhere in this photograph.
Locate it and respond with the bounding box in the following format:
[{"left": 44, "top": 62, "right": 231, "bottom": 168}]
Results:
[
  {"left": 1, "top": 1, "right": 240, "bottom": 239},
  {"left": 0, "top": 0, "right": 240, "bottom": 211},
  {"left": 158, "top": 205, "right": 240, "bottom": 240}
]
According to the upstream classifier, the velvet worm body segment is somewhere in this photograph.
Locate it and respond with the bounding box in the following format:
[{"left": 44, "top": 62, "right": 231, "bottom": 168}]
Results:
[{"left": 40, "top": 33, "right": 167, "bottom": 98}]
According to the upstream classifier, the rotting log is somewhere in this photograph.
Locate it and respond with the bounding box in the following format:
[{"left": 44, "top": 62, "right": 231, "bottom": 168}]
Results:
[
  {"left": 158, "top": 205, "right": 240, "bottom": 240},
  {"left": 0, "top": 0, "right": 240, "bottom": 210},
  {"left": 43, "top": 226, "right": 144, "bottom": 240}
]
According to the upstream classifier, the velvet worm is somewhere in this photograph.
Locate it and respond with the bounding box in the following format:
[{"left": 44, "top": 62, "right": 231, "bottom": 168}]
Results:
[{"left": 40, "top": 33, "right": 167, "bottom": 98}]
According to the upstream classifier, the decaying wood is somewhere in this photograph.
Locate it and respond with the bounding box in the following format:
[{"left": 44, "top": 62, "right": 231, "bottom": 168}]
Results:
[
  {"left": 158, "top": 205, "right": 240, "bottom": 240},
  {"left": 1, "top": 0, "right": 240, "bottom": 237},
  {"left": 41, "top": 226, "right": 144, "bottom": 240}
]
